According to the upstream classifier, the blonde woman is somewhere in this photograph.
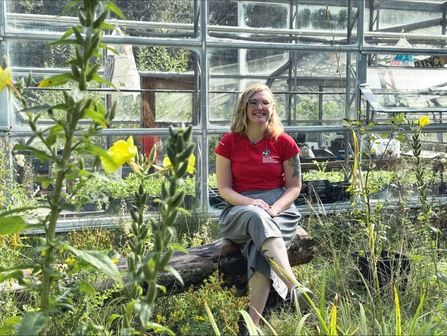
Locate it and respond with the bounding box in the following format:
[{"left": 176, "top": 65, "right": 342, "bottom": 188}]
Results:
[{"left": 215, "top": 84, "right": 313, "bottom": 329}]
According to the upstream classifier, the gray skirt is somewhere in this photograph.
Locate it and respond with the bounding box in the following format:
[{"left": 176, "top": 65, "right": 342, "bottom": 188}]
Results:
[{"left": 218, "top": 187, "right": 302, "bottom": 298}]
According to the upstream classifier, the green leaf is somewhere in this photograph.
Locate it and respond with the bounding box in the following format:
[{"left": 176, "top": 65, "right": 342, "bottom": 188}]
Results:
[
  {"left": 203, "top": 300, "right": 220, "bottom": 336},
  {"left": 98, "top": 22, "right": 116, "bottom": 31},
  {"left": 18, "top": 312, "right": 48, "bottom": 336},
  {"left": 79, "top": 279, "right": 96, "bottom": 294},
  {"left": 0, "top": 325, "right": 16, "bottom": 335},
  {"left": 90, "top": 73, "right": 117, "bottom": 90},
  {"left": 105, "top": 2, "right": 126, "bottom": 19},
  {"left": 0, "top": 216, "right": 28, "bottom": 234},
  {"left": 329, "top": 295, "right": 338, "bottom": 336},
  {"left": 38, "top": 73, "right": 74, "bottom": 88},
  {"left": 67, "top": 246, "right": 123, "bottom": 285},
  {"left": 83, "top": 108, "right": 106, "bottom": 124},
  {"left": 0, "top": 269, "right": 25, "bottom": 283},
  {"left": 139, "top": 301, "right": 155, "bottom": 328},
  {"left": 50, "top": 39, "right": 81, "bottom": 47},
  {"left": 3, "top": 316, "right": 22, "bottom": 325},
  {"left": 0, "top": 316, "right": 23, "bottom": 334},
  {"left": 58, "top": 27, "right": 75, "bottom": 40},
  {"left": 239, "top": 310, "right": 257, "bottom": 336},
  {"left": 20, "top": 104, "right": 52, "bottom": 113},
  {"left": 108, "top": 314, "right": 121, "bottom": 325},
  {"left": 163, "top": 265, "right": 184, "bottom": 286}
]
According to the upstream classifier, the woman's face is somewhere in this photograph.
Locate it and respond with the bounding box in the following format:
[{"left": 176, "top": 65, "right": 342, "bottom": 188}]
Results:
[{"left": 246, "top": 90, "right": 274, "bottom": 126}]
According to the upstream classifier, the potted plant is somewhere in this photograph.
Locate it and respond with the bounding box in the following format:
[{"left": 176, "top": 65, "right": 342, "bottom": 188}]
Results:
[
  {"left": 351, "top": 250, "right": 411, "bottom": 292},
  {"left": 345, "top": 113, "right": 413, "bottom": 294}
]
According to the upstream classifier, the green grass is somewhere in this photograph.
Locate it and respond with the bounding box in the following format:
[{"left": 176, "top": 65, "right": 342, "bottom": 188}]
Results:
[{"left": 1, "top": 206, "right": 447, "bottom": 335}]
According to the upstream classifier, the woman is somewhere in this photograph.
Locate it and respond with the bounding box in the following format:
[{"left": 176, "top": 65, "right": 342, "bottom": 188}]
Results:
[{"left": 215, "top": 84, "right": 313, "bottom": 327}]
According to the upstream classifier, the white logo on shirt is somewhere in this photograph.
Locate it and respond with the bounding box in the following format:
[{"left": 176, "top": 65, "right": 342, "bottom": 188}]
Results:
[{"left": 262, "top": 149, "right": 280, "bottom": 163}]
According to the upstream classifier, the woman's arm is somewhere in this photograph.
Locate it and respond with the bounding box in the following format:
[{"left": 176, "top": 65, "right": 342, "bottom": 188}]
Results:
[
  {"left": 269, "top": 154, "right": 302, "bottom": 216},
  {"left": 216, "top": 154, "right": 256, "bottom": 206}
]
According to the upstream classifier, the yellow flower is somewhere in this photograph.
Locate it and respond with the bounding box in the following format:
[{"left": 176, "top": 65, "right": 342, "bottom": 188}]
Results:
[
  {"left": 0, "top": 66, "right": 12, "bottom": 92},
  {"left": 195, "top": 315, "right": 205, "bottom": 322},
  {"left": 65, "top": 257, "right": 75, "bottom": 265},
  {"left": 162, "top": 156, "right": 173, "bottom": 170},
  {"left": 101, "top": 136, "right": 138, "bottom": 173},
  {"left": 187, "top": 153, "right": 195, "bottom": 174},
  {"left": 417, "top": 116, "right": 430, "bottom": 128},
  {"left": 162, "top": 153, "right": 195, "bottom": 174}
]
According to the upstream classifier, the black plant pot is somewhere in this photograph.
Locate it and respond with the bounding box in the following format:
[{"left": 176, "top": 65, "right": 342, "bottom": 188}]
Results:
[{"left": 352, "top": 251, "right": 411, "bottom": 292}]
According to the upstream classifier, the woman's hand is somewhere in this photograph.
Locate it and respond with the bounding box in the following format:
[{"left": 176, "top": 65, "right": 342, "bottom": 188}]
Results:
[
  {"left": 267, "top": 205, "right": 280, "bottom": 217},
  {"left": 252, "top": 199, "right": 279, "bottom": 217}
]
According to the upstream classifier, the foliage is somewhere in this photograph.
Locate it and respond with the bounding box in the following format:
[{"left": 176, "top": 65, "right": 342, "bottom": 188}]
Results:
[
  {"left": 0, "top": 233, "right": 30, "bottom": 270},
  {"left": 408, "top": 116, "right": 446, "bottom": 302},
  {"left": 114, "top": 126, "right": 195, "bottom": 335},
  {"left": 79, "top": 172, "right": 196, "bottom": 205},
  {"left": 0, "top": 1, "right": 126, "bottom": 334},
  {"left": 165, "top": 272, "right": 249, "bottom": 335},
  {"left": 343, "top": 112, "right": 407, "bottom": 252},
  {"left": 0, "top": 141, "right": 39, "bottom": 214},
  {"left": 112, "top": 0, "right": 193, "bottom": 23},
  {"left": 136, "top": 46, "right": 190, "bottom": 73},
  {"left": 67, "top": 225, "right": 115, "bottom": 252},
  {"left": 1, "top": 203, "right": 447, "bottom": 334}
]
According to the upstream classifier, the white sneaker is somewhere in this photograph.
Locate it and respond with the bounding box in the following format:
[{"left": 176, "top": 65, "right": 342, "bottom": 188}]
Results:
[{"left": 290, "top": 284, "right": 314, "bottom": 312}]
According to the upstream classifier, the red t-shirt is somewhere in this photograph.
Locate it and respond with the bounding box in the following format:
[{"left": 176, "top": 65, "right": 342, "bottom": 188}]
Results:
[{"left": 215, "top": 132, "right": 300, "bottom": 193}]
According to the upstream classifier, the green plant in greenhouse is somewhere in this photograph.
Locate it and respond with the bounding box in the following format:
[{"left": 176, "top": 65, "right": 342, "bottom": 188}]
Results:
[
  {"left": 0, "top": 1, "right": 197, "bottom": 335},
  {"left": 111, "top": 127, "right": 194, "bottom": 335},
  {"left": 0, "top": 1, "right": 126, "bottom": 335},
  {"left": 408, "top": 116, "right": 446, "bottom": 300}
]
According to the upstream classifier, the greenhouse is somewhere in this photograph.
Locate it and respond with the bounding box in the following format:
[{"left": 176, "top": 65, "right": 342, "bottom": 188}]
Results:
[
  {"left": 2, "top": 1, "right": 447, "bottom": 335},
  {"left": 2, "top": 0, "right": 447, "bottom": 212}
]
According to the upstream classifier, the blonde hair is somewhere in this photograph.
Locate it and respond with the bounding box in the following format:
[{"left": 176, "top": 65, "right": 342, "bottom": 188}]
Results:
[{"left": 230, "top": 84, "right": 284, "bottom": 140}]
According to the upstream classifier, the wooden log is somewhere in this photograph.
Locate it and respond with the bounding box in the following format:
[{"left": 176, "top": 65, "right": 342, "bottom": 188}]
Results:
[{"left": 116, "top": 226, "right": 315, "bottom": 293}]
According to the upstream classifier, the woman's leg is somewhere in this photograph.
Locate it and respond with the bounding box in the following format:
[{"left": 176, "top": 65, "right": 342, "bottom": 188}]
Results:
[
  {"left": 248, "top": 270, "right": 272, "bottom": 326},
  {"left": 261, "top": 237, "right": 297, "bottom": 290}
]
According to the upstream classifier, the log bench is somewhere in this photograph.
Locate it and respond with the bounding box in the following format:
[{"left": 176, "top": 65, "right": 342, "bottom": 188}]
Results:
[{"left": 116, "top": 226, "right": 315, "bottom": 293}]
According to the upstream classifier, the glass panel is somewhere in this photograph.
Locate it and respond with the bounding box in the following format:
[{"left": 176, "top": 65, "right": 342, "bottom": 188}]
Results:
[
  {"left": 9, "top": 40, "right": 75, "bottom": 69},
  {"left": 6, "top": 0, "right": 195, "bottom": 28},
  {"left": 296, "top": 5, "right": 351, "bottom": 31},
  {"left": 367, "top": 67, "right": 447, "bottom": 110},
  {"left": 245, "top": 49, "right": 289, "bottom": 74},
  {"left": 370, "top": 7, "right": 441, "bottom": 32},
  {"left": 154, "top": 92, "right": 194, "bottom": 124},
  {"left": 5, "top": 1, "right": 196, "bottom": 43},
  {"left": 6, "top": 1, "right": 69, "bottom": 16},
  {"left": 139, "top": 49, "right": 199, "bottom": 127},
  {"left": 208, "top": 2, "right": 354, "bottom": 44},
  {"left": 9, "top": 45, "right": 198, "bottom": 126},
  {"left": 114, "top": 0, "right": 194, "bottom": 24},
  {"left": 208, "top": 0, "right": 238, "bottom": 26},
  {"left": 243, "top": 3, "right": 289, "bottom": 29},
  {"left": 209, "top": 49, "right": 349, "bottom": 126},
  {"left": 366, "top": 3, "right": 446, "bottom": 63}
]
